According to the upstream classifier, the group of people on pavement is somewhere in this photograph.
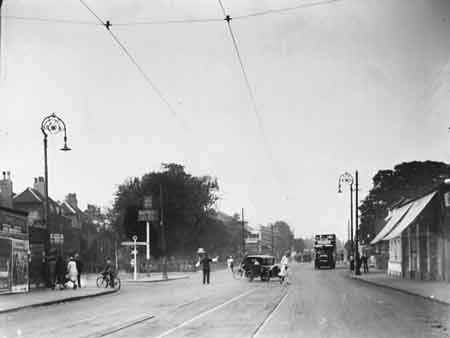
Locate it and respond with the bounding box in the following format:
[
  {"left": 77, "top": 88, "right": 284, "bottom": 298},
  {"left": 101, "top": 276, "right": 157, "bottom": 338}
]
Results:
[
  {"left": 46, "top": 249, "right": 83, "bottom": 290},
  {"left": 196, "top": 248, "right": 291, "bottom": 285},
  {"left": 349, "top": 252, "right": 370, "bottom": 273}
]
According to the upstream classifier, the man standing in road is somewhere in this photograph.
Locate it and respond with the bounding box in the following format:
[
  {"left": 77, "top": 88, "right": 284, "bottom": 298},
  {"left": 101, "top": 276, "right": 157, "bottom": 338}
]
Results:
[{"left": 196, "top": 248, "right": 218, "bottom": 285}]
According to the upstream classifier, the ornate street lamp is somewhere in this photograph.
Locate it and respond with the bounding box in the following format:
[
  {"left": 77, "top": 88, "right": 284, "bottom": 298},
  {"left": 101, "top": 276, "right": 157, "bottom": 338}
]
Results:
[
  {"left": 41, "top": 113, "right": 71, "bottom": 255},
  {"left": 338, "top": 172, "right": 355, "bottom": 272}
]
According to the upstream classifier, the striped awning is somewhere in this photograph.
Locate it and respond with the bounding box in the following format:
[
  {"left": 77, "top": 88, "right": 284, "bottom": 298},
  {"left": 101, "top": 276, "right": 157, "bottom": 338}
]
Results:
[
  {"left": 384, "top": 191, "right": 436, "bottom": 241},
  {"left": 370, "top": 202, "right": 412, "bottom": 245}
]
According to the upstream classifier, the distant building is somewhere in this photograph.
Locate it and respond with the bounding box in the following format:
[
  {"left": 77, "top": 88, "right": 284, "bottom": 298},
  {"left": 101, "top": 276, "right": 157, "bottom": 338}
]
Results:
[{"left": 13, "top": 177, "right": 73, "bottom": 287}]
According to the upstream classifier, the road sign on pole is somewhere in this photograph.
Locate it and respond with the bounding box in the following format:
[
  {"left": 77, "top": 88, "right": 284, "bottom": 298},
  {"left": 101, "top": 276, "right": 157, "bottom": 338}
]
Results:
[
  {"left": 121, "top": 241, "right": 146, "bottom": 246},
  {"left": 138, "top": 210, "right": 158, "bottom": 222},
  {"left": 143, "top": 196, "right": 153, "bottom": 210}
]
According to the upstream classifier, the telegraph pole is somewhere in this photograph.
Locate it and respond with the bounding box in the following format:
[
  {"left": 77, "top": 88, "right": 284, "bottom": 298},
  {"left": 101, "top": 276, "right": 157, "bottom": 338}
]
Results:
[
  {"left": 160, "top": 184, "right": 168, "bottom": 280},
  {"left": 241, "top": 208, "right": 245, "bottom": 258},
  {"left": 350, "top": 182, "right": 354, "bottom": 268},
  {"left": 354, "top": 170, "right": 361, "bottom": 275},
  {"left": 0, "top": 0, "right": 3, "bottom": 78},
  {"left": 271, "top": 223, "right": 274, "bottom": 256}
]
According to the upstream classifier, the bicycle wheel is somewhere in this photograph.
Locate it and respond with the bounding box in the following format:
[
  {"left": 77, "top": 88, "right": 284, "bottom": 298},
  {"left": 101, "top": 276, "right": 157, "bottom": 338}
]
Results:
[
  {"left": 113, "top": 277, "right": 121, "bottom": 290},
  {"left": 233, "top": 269, "right": 243, "bottom": 280},
  {"left": 96, "top": 276, "right": 107, "bottom": 288}
]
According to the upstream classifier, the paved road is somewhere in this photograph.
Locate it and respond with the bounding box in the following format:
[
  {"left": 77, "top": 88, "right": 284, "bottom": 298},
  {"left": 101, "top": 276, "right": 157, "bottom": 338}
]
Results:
[{"left": 1, "top": 263, "right": 449, "bottom": 338}]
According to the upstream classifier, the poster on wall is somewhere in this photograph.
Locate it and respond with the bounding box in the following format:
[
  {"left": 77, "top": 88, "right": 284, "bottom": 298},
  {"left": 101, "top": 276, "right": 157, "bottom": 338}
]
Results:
[
  {"left": 11, "top": 239, "right": 29, "bottom": 293},
  {"left": 444, "top": 192, "right": 450, "bottom": 208},
  {"left": 0, "top": 237, "right": 12, "bottom": 293}
]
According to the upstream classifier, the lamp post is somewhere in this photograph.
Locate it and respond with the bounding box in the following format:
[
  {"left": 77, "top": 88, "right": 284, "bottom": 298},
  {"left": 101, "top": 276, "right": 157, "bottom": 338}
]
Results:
[
  {"left": 41, "top": 113, "right": 71, "bottom": 255},
  {"left": 354, "top": 170, "right": 361, "bottom": 275},
  {"left": 338, "top": 172, "right": 354, "bottom": 271}
]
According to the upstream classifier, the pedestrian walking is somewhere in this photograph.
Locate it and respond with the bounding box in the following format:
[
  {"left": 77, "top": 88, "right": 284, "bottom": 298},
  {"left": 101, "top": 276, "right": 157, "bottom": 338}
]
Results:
[
  {"left": 278, "top": 251, "right": 290, "bottom": 285},
  {"left": 362, "top": 253, "right": 369, "bottom": 273},
  {"left": 55, "top": 255, "right": 66, "bottom": 290},
  {"left": 196, "top": 248, "right": 218, "bottom": 285},
  {"left": 47, "top": 248, "right": 57, "bottom": 290},
  {"left": 74, "top": 253, "right": 83, "bottom": 288},
  {"left": 67, "top": 256, "right": 78, "bottom": 289},
  {"left": 227, "top": 256, "right": 234, "bottom": 273}
]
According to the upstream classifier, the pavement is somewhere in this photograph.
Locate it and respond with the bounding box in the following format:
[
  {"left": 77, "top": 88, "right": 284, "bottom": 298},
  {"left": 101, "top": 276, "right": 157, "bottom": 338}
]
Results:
[
  {"left": 1, "top": 263, "right": 449, "bottom": 338},
  {"left": 349, "top": 268, "right": 450, "bottom": 305},
  {"left": 0, "top": 272, "right": 189, "bottom": 315}
]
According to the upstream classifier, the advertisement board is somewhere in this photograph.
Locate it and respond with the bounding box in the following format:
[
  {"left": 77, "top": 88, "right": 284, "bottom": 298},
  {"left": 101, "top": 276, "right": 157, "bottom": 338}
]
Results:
[
  {"left": 444, "top": 192, "right": 450, "bottom": 208},
  {"left": 11, "top": 239, "right": 29, "bottom": 292},
  {"left": 0, "top": 237, "right": 12, "bottom": 292}
]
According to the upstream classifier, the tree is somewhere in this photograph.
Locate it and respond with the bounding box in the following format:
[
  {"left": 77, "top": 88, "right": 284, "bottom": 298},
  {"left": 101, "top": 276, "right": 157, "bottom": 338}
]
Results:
[
  {"left": 113, "top": 163, "right": 222, "bottom": 257},
  {"left": 272, "top": 221, "right": 294, "bottom": 257},
  {"left": 359, "top": 161, "right": 450, "bottom": 241},
  {"left": 293, "top": 238, "right": 306, "bottom": 253}
]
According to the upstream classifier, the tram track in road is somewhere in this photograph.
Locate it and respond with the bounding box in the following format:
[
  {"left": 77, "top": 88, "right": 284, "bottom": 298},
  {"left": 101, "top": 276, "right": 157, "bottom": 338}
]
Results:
[
  {"left": 149, "top": 283, "right": 290, "bottom": 338},
  {"left": 250, "top": 290, "right": 290, "bottom": 338}
]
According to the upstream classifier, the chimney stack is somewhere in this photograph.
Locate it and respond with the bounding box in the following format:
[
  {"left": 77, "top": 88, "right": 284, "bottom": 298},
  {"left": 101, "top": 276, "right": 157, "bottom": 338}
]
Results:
[
  {"left": 33, "top": 176, "right": 46, "bottom": 196},
  {"left": 65, "top": 193, "right": 78, "bottom": 208},
  {"left": 0, "top": 171, "right": 13, "bottom": 208}
]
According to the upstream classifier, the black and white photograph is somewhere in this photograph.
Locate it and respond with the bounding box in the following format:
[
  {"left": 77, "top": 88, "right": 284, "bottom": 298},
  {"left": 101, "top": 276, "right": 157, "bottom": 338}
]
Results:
[{"left": 0, "top": 0, "right": 450, "bottom": 337}]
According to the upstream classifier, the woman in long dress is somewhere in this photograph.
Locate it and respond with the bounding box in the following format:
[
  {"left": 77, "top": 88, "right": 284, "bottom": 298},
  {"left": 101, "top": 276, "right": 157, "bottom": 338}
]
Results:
[
  {"left": 279, "top": 252, "right": 290, "bottom": 285},
  {"left": 67, "top": 257, "right": 78, "bottom": 289}
]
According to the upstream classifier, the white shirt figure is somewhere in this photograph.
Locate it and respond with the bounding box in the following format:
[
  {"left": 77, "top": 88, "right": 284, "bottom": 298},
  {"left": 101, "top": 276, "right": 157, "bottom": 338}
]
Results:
[
  {"left": 279, "top": 254, "right": 289, "bottom": 282},
  {"left": 227, "top": 257, "right": 234, "bottom": 270},
  {"left": 67, "top": 259, "right": 78, "bottom": 282}
]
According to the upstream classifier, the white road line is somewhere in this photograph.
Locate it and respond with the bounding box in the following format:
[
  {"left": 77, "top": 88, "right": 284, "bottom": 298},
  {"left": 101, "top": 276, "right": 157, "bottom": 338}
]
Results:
[
  {"left": 154, "top": 289, "right": 256, "bottom": 338},
  {"left": 252, "top": 290, "right": 290, "bottom": 338}
]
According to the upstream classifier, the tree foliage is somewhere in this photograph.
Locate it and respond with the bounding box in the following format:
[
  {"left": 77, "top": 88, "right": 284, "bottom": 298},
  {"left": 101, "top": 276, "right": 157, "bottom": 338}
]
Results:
[
  {"left": 359, "top": 161, "right": 450, "bottom": 242},
  {"left": 113, "top": 163, "right": 225, "bottom": 257},
  {"left": 272, "top": 221, "right": 294, "bottom": 256}
]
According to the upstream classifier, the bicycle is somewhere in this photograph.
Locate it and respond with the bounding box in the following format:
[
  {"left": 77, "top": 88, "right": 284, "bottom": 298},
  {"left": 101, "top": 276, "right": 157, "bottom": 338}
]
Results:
[
  {"left": 96, "top": 272, "right": 121, "bottom": 290},
  {"left": 233, "top": 266, "right": 246, "bottom": 280}
]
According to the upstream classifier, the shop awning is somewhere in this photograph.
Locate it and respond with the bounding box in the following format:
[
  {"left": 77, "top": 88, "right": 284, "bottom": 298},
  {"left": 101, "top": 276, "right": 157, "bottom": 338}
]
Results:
[
  {"left": 384, "top": 191, "right": 436, "bottom": 241},
  {"left": 370, "top": 202, "right": 412, "bottom": 245}
]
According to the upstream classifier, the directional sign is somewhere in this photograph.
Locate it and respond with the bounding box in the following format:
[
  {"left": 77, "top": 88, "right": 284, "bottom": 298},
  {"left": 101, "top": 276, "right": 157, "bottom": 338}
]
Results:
[
  {"left": 143, "top": 196, "right": 153, "bottom": 210},
  {"left": 138, "top": 210, "right": 158, "bottom": 222},
  {"left": 121, "top": 241, "right": 146, "bottom": 246}
]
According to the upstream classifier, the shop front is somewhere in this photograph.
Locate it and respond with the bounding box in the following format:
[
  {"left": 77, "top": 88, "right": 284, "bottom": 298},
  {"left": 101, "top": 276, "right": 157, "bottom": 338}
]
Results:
[{"left": 0, "top": 206, "right": 29, "bottom": 293}]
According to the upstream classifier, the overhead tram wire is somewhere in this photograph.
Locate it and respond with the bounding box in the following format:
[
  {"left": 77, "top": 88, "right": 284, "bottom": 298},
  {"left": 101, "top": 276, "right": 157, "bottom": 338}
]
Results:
[
  {"left": 233, "top": 0, "right": 342, "bottom": 20},
  {"left": 217, "top": 0, "right": 290, "bottom": 201},
  {"left": 3, "top": 0, "right": 343, "bottom": 28},
  {"left": 78, "top": 0, "right": 188, "bottom": 131},
  {"left": 112, "top": 17, "right": 223, "bottom": 27},
  {"left": 2, "top": 15, "right": 100, "bottom": 25}
]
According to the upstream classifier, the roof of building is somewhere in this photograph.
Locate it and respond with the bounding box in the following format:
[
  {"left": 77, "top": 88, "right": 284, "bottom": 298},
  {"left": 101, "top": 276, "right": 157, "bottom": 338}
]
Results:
[
  {"left": 0, "top": 205, "right": 28, "bottom": 216},
  {"left": 384, "top": 191, "right": 437, "bottom": 241},
  {"left": 13, "top": 188, "right": 59, "bottom": 209},
  {"left": 371, "top": 190, "right": 438, "bottom": 244}
]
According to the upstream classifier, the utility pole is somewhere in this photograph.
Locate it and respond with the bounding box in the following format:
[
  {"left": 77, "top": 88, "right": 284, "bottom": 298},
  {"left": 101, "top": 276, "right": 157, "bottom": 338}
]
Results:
[
  {"left": 241, "top": 208, "right": 245, "bottom": 258},
  {"left": 0, "top": 0, "right": 3, "bottom": 78},
  {"left": 271, "top": 223, "right": 274, "bottom": 256},
  {"left": 160, "top": 184, "right": 168, "bottom": 280},
  {"left": 350, "top": 182, "right": 354, "bottom": 269},
  {"left": 354, "top": 170, "right": 361, "bottom": 275}
]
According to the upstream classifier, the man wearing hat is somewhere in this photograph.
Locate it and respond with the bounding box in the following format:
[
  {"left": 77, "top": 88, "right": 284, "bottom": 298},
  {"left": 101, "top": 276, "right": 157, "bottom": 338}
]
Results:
[{"left": 196, "top": 248, "right": 217, "bottom": 285}]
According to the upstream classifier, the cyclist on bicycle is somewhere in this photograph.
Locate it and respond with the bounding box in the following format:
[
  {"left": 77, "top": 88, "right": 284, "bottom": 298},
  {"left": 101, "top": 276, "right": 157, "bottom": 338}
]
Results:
[{"left": 102, "top": 257, "right": 115, "bottom": 287}]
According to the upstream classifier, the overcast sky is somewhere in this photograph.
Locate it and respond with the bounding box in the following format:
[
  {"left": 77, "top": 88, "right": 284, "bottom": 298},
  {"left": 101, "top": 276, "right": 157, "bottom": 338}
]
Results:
[{"left": 1, "top": 0, "right": 449, "bottom": 240}]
